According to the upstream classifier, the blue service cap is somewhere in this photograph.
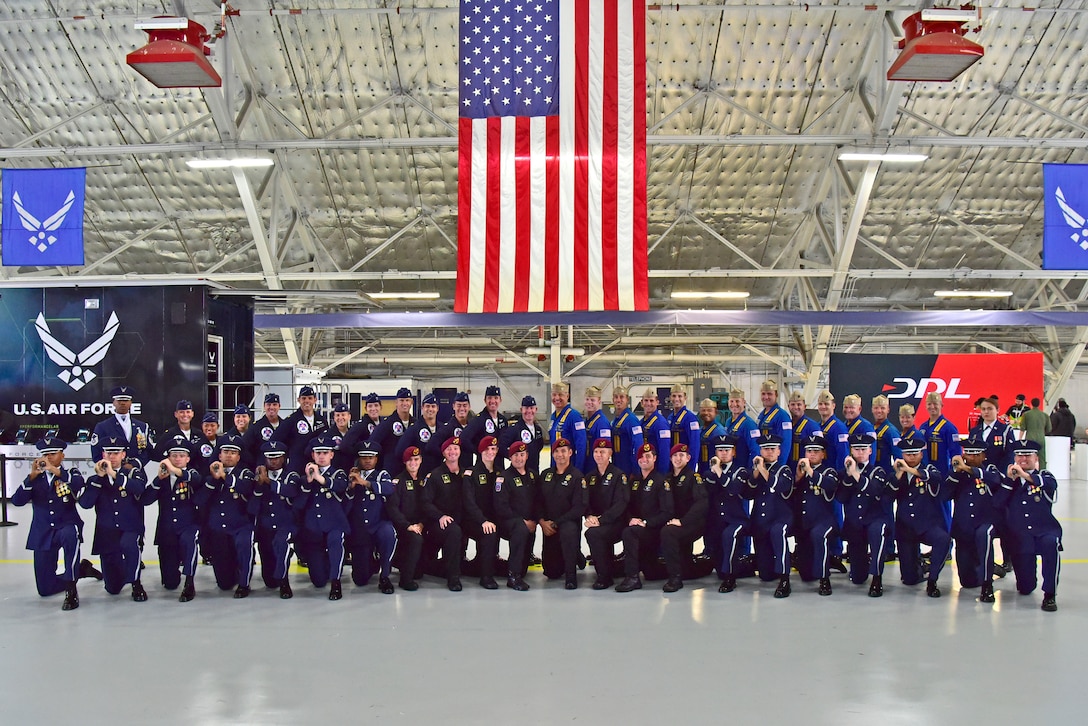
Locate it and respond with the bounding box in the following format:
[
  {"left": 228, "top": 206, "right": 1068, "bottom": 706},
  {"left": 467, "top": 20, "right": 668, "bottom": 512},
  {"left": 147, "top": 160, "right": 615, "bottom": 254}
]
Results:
[
  {"left": 308, "top": 434, "right": 336, "bottom": 453},
  {"left": 201, "top": 413, "right": 219, "bottom": 424},
  {"left": 101, "top": 436, "right": 127, "bottom": 452},
  {"left": 175, "top": 400, "right": 193, "bottom": 411},
  {"left": 261, "top": 440, "right": 287, "bottom": 457},
  {"left": 898, "top": 435, "right": 925, "bottom": 453},
  {"left": 214, "top": 433, "right": 244, "bottom": 453},
  {"left": 357, "top": 440, "right": 381, "bottom": 457},
  {"left": 521, "top": 395, "right": 537, "bottom": 407},
  {"left": 802, "top": 433, "right": 830, "bottom": 452},
  {"left": 333, "top": 403, "right": 350, "bottom": 413},
  {"left": 233, "top": 405, "right": 251, "bottom": 416},
  {"left": 365, "top": 392, "right": 381, "bottom": 405},
  {"left": 36, "top": 436, "right": 68, "bottom": 453},
  {"left": 264, "top": 393, "right": 280, "bottom": 404},
  {"left": 110, "top": 385, "right": 134, "bottom": 400},
  {"left": 961, "top": 437, "right": 987, "bottom": 454},
  {"left": 422, "top": 393, "right": 437, "bottom": 405},
  {"left": 166, "top": 436, "right": 194, "bottom": 455},
  {"left": 485, "top": 385, "right": 501, "bottom": 397},
  {"left": 396, "top": 387, "right": 412, "bottom": 399},
  {"left": 713, "top": 434, "right": 738, "bottom": 450},
  {"left": 454, "top": 392, "right": 470, "bottom": 403},
  {"left": 299, "top": 385, "right": 316, "bottom": 397},
  {"left": 1014, "top": 440, "right": 1042, "bottom": 455},
  {"left": 847, "top": 433, "right": 874, "bottom": 448},
  {"left": 756, "top": 433, "right": 783, "bottom": 448}
]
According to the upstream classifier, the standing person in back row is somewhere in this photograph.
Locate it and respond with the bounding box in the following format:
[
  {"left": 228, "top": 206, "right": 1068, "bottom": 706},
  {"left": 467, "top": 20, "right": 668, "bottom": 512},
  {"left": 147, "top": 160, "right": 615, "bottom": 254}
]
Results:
[
  {"left": 274, "top": 386, "right": 330, "bottom": 476},
  {"left": 550, "top": 382, "right": 587, "bottom": 469},
  {"left": 91, "top": 386, "right": 155, "bottom": 464},
  {"left": 1019, "top": 398, "right": 1052, "bottom": 467},
  {"left": 462, "top": 386, "right": 508, "bottom": 467}
]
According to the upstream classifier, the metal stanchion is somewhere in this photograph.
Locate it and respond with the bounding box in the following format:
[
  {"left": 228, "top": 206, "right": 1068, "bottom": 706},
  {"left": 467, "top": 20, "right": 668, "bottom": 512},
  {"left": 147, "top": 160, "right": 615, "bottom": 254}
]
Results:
[{"left": 0, "top": 453, "right": 18, "bottom": 527}]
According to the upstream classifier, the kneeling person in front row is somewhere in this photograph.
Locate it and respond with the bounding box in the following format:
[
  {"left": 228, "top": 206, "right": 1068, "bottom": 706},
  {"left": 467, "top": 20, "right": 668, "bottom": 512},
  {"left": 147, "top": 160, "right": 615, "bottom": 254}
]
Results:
[
  {"left": 346, "top": 441, "right": 398, "bottom": 594},
  {"left": 705, "top": 435, "right": 751, "bottom": 593},
  {"left": 616, "top": 443, "right": 671, "bottom": 592},
  {"left": 251, "top": 441, "right": 300, "bottom": 599},
  {"left": 660, "top": 444, "right": 708, "bottom": 593},
  {"left": 297, "top": 435, "right": 351, "bottom": 600},
  {"left": 744, "top": 434, "right": 794, "bottom": 598},
  {"left": 583, "top": 438, "right": 630, "bottom": 590},
  {"left": 1002, "top": 440, "right": 1063, "bottom": 612},
  {"left": 792, "top": 434, "right": 839, "bottom": 596},
  {"left": 947, "top": 437, "right": 1005, "bottom": 604},
  {"left": 146, "top": 442, "right": 202, "bottom": 602},
  {"left": 837, "top": 434, "right": 892, "bottom": 597},
  {"left": 195, "top": 433, "right": 257, "bottom": 598},
  {"left": 538, "top": 437, "right": 586, "bottom": 589},
  {"left": 890, "top": 435, "right": 950, "bottom": 598}
]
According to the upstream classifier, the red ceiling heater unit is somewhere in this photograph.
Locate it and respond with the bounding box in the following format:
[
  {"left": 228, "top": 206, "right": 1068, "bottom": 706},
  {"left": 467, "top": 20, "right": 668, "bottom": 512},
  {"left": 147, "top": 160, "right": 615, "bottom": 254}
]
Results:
[
  {"left": 126, "top": 17, "right": 222, "bottom": 88},
  {"left": 887, "top": 7, "right": 984, "bottom": 82}
]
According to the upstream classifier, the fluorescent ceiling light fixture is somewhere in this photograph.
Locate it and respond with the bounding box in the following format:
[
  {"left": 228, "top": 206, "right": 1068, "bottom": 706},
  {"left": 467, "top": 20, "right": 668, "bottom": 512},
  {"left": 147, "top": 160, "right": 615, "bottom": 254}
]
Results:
[
  {"left": 920, "top": 8, "right": 979, "bottom": 24},
  {"left": 670, "top": 291, "right": 750, "bottom": 300},
  {"left": 134, "top": 16, "right": 191, "bottom": 30},
  {"left": 366, "top": 291, "right": 441, "bottom": 300},
  {"left": 186, "top": 158, "right": 275, "bottom": 169},
  {"left": 838, "top": 152, "right": 929, "bottom": 163},
  {"left": 934, "top": 290, "right": 1013, "bottom": 298}
]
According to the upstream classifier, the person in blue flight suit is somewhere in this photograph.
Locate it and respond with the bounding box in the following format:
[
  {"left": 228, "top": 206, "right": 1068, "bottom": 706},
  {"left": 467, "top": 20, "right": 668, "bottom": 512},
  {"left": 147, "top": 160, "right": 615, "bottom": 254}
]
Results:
[
  {"left": 968, "top": 395, "right": 1017, "bottom": 576},
  {"left": 841, "top": 394, "right": 877, "bottom": 446},
  {"left": 614, "top": 442, "right": 671, "bottom": 593},
  {"left": 609, "top": 386, "right": 644, "bottom": 476},
  {"left": 372, "top": 387, "right": 415, "bottom": 475},
  {"left": 947, "top": 437, "right": 1007, "bottom": 604},
  {"left": 385, "top": 446, "right": 428, "bottom": 591},
  {"left": 91, "top": 385, "right": 155, "bottom": 464},
  {"left": 660, "top": 443, "right": 709, "bottom": 593},
  {"left": 499, "top": 396, "right": 546, "bottom": 473},
  {"left": 195, "top": 433, "right": 257, "bottom": 598},
  {"left": 757, "top": 380, "right": 793, "bottom": 462},
  {"left": 917, "top": 392, "right": 962, "bottom": 479},
  {"left": 495, "top": 440, "right": 540, "bottom": 591},
  {"left": 1001, "top": 440, "right": 1062, "bottom": 612},
  {"left": 705, "top": 435, "right": 751, "bottom": 593},
  {"left": 889, "top": 434, "right": 951, "bottom": 598},
  {"left": 346, "top": 441, "right": 397, "bottom": 595},
  {"left": 721, "top": 388, "right": 760, "bottom": 467},
  {"left": 273, "top": 385, "right": 330, "bottom": 476},
  {"left": 11, "top": 436, "right": 101, "bottom": 611},
  {"left": 870, "top": 395, "right": 902, "bottom": 474},
  {"left": 250, "top": 440, "right": 300, "bottom": 599},
  {"left": 145, "top": 440, "right": 203, "bottom": 602},
  {"left": 431, "top": 391, "right": 475, "bottom": 471},
  {"left": 792, "top": 434, "right": 840, "bottom": 596},
  {"left": 396, "top": 393, "right": 443, "bottom": 472},
  {"left": 743, "top": 434, "right": 795, "bottom": 598},
  {"left": 815, "top": 390, "right": 850, "bottom": 470},
  {"left": 537, "top": 437, "right": 587, "bottom": 589},
  {"left": 640, "top": 388, "right": 672, "bottom": 473},
  {"left": 243, "top": 393, "right": 284, "bottom": 468},
  {"left": 786, "top": 391, "right": 820, "bottom": 471},
  {"left": 297, "top": 434, "right": 351, "bottom": 600},
  {"left": 898, "top": 403, "right": 919, "bottom": 440},
  {"left": 462, "top": 385, "right": 508, "bottom": 467},
  {"left": 837, "top": 434, "right": 894, "bottom": 597},
  {"left": 580, "top": 386, "right": 612, "bottom": 473},
  {"left": 225, "top": 404, "right": 253, "bottom": 440},
  {"left": 696, "top": 398, "right": 727, "bottom": 474},
  {"left": 583, "top": 438, "right": 630, "bottom": 590},
  {"left": 462, "top": 436, "right": 504, "bottom": 589},
  {"left": 668, "top": 385, "right": 702, "bottom": 465},
  {"left": 550, "top": 382, "right": 586, "bottom": 469},
  {"left": 80, "top": 436, "right": 149, "bottom": 602}
]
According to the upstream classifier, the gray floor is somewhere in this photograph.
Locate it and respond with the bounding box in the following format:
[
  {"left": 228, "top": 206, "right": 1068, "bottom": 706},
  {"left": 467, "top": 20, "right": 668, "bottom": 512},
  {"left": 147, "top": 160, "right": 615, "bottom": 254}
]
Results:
[{"left": 2, "top": 482, "right": 1086, "bottom": 725}]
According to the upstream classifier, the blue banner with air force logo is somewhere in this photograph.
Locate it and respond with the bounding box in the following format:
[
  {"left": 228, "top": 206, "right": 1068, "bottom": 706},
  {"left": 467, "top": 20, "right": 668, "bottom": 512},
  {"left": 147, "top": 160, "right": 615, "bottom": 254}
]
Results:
[
  {"left": 1043, "top": 163, "right": 1088, "bottom": 270},
  {"left": 2, "top": 167, "right": 86, "bottom": 267}
]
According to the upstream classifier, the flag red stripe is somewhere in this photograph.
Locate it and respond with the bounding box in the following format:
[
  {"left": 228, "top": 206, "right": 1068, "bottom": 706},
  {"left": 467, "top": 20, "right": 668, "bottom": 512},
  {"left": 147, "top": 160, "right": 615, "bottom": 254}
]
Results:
[
  {"left": 514, "top": 117, "right": 532, "bottom": 311},
  {"left": 573, "top": 0, "right": 590, "bottom": 310},
  {"left": 545, "top": 116, "right": 560, "bottom": 311},
  {"left": 483, "top": 117, "right": 503, "bottom": 313},
  {"left": 455, "top": 118, "right": 473, "bottom": 313},
  {"left": 631, "top": 0, "right": 648, "bottom": 310},
  {"left": 601, "top": 0, "right": 619, "bottom": 310}
]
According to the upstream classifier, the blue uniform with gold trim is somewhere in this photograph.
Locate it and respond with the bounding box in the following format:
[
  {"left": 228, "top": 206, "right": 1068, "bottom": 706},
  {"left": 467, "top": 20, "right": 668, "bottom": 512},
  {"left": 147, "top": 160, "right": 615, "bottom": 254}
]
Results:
[
  {"left": 788, "top": 415, "right": 820, "bottom": 469},
  {"left": 12, "top": 465, "right": 86, "bottom": 596},
  {"left": 722, "top": 412, "right": 760, "bottom": 467},
  {"left": 581, "top": 410, "right": 611, "bottom": 472},
  {"left": 640, "top": 409, "right": 671, "bottom": 473},
  {"left": 609, "top": 407, "right": 644, "bottom": 475},
  {"left": 550, "top": 404, "right": 586, "bottom": 468},
  {"left": 757, "top": 405, "right": 793, "bottom": 464}
]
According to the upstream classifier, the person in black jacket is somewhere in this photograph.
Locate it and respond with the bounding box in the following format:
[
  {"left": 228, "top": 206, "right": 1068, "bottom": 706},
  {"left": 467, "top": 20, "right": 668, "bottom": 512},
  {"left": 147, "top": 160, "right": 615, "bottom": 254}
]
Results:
[
  {"left": 616, "top": 442, "right": 672, "bottom": 592},
  {"left": 495, "top": 440, "right": 539, "bottom": 590},
  {"left": 461, "top": 435, "right": 503, "bottom": 589},
  {"left": 583, "top": 437, "right": 630, "bottom": 590},
  {"left": 537, "top": 437, "right": 586, "bottom": 589},
  {"left": 421, "top": 436, "right": 468, "bottom": 591},
  {"left": 499, "top": 395, "right": 546, "bottom": 473},
  {"left": 273, "top": 386, "right": 330, "bottom": 476},
  {"left": 660, "top": 443, "right": 708, "bottom": 592},
  {"left": 385, "top": 446, "right": 427, "bottom": 591}
]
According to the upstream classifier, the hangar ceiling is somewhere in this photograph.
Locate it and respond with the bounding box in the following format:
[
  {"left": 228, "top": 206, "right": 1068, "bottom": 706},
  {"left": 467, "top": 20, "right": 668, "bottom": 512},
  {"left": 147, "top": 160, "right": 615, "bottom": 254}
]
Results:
[{"left": 1, "top": 1, "right": 1087, "bottom": 391}]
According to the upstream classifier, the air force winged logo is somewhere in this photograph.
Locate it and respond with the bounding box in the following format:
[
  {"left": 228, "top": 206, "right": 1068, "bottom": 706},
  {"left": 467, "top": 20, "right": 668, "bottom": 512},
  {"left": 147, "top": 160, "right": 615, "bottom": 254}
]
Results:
[
  {"left": 35, "top": 312, "right": 120, "bottom": 391},
  {"left": 13, "top": 191, "right": 76, "bottom": 252},
  {"left": 1055, "top": 187, "right": 1088, "bottom": 250}
]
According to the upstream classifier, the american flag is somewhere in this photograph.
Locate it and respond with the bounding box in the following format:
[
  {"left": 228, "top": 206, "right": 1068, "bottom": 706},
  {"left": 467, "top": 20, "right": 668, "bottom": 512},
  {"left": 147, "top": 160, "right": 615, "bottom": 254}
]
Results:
[{"left": 455, "top": 0, "right": 648, "bottom": 313}]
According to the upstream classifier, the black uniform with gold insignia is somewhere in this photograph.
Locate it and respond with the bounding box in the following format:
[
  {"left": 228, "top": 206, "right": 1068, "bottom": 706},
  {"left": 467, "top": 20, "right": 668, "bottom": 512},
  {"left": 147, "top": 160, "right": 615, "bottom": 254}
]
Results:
[
  {"left": 583, "top": 463, "right": 630, "bottom": 587},
  {"left": 385, "top": 468, "right": 427, "bottom": 587},
  {"left": 495, "top": 464, "right": 540, "bottom": 580},
  {"left": 420, "top": 463, "right": 467, "bottom": 586},
  {"left": 618, "top": 469, "right": 672, "bottom": 584},
  {"left": 461, "top": 461, "right": 502, "bottom": 584},
  {"left": 661, "top": 466, "right": 708, "bottom": 582},
  {"left": 537, "top": 465, "right": 587, "bottom": 582}
]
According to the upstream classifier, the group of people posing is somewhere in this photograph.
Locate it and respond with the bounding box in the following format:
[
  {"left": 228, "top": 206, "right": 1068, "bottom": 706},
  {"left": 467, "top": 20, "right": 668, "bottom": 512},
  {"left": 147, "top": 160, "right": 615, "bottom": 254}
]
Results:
[{"left": 11, "top": 380, "right": 1063, "bottom": 612}]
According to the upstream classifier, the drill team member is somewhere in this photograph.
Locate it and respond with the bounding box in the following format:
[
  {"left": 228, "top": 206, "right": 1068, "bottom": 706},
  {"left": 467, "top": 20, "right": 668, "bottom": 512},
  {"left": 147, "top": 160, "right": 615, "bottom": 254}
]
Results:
[
  {"left": 705, "top": 436, "right": 751, "bottom": 593},
  {"left": 640, "top": 388, "right": 672, "bottom": 473},
  {"left": 757, "top": 380, "right": 793, "bottom": 462},
  {"left": 890, "top": 435, "right": 950, "bottom": 597},
  {"left": 786, "top": 391, "right": 820, "bottom": 470},
  {"left": 346, "top": 441, "right": 397, "bottom": 595},
  {"left": 373, "top": 387, "right": 415, "bottom": 475},
  {"left": 12, "top": 436, "right": 99, "bottom": 611},
  {"left": 396, "top": 393, "right": 442, "bottom": 471},
  {"left": 385, "top": 447, "right": 427, "bottom": 591},
  {"left": 499, "top": 396, "right": 546, "bottom": 473},
  {"left": 495, "top": 440, "right": 539, "bottom": 590},
  {"left": 91, "top": 385, "right": 155, "bottom": 464},
  {"left": 421, "top": 437, "right": 468, "bottom": 591},
  {"left": 793, "top": 435, "right": 839, "bottom": 596},
  {"left": 744, "top": 434, "right": 794, "bottom": 598},
  {"left": 838, "top": 434, "right": 893, "bottom": 597},
  {"left": 668, "top": 385, "right": 702, "bottom": 465},
  {"left": 80, "top": 436, "right": 149, "bottom": 602},
  {"left": 583, "top": 438, "right": 630, "bottom": 590},
  {"left": 537, "top": 438, "right": 587, "bottom": 589},
  {"left": 697, "top": 398, "right": 727, "bottom": 473},
  {"left": 274, "top": 385, "right": 329, "bottom": 476},
  {"left": 581, "top": 387, "right": 612, "bottom": 472},
  {"left": 721, "top": 388, "right": 759, "bottom": 467},
  {"left": 250, "top": 440, "right": 299, "bottom": 599},
  {"left": 146, "top": 440, "right": 202, "bottom": 602},
  {"left": 550, "top": 382, "right": 587, "bottom": 469},
  {"left": 609, "top": 386, "right": 644, "bottom": 475},
  {"left": 661, "top": 443, "right": 708, "bottom": 593},
  {"left": 244, "top": 393, "right": 283, "bottom": 467},
  {"left": 947, "top": 438, "right": 1005, "bottom": 603},
  {"left": 462, "top": 436, "right": 503, "bottom": 589},
  {"left": 298, "top": 434, "right": 350, "bottom": 600},
  {"left": 196, "top": 433, "right": 257, "bottom": 598},
  {"left": 969, "top": 395, "right": 1017, "bottom": 574},
  {"left": 462, "top": 385, "right": 507, "bottom": 466},
  {"left": 615, "top": 443, "right": 671, "bottom": 592},
  {"left": 1002, "top": 440, "right": 1062, "bottom": 612}
]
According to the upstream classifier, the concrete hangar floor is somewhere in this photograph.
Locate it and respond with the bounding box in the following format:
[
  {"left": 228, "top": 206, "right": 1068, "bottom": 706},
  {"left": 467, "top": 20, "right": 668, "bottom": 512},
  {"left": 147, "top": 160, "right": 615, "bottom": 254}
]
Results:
[{"left": 1, "top": 480, "right": 1084, "bottom": 724}]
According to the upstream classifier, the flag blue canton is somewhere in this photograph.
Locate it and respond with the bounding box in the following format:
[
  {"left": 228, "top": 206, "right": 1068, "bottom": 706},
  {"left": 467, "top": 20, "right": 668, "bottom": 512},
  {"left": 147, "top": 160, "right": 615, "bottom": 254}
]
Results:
[
  {"left": 2, "top": 167, "right": 86, "bottom": 267},
  {"left": 459, "top": 0, "right": 560, "bottom": 119}
]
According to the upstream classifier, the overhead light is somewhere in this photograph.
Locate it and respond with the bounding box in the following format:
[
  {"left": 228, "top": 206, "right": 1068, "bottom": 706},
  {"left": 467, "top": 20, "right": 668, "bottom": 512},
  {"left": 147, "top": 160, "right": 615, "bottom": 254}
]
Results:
[
  {"left": 934, "top": 290, "right": 1013, "bottom": 298},
  {"left": 670, "top": 291, "right": 750, "bottom": 300},
  {"left": 838, "top": 152, "right": 928, "bottom": 163},
  {"left": 920, "top": 8, "right": 980, "bottom": 24},
  {"left": 887, "top": 9, "right": 984, "bottom": 82},
  {"left": 366, "top": 291, "right": 441, "bottom": 300},
  {"left": 126, "top": 17, "right": 222, "bottom": 88},
  {"left": 186, "top": 158, "right": 275, "bottom": 169}
]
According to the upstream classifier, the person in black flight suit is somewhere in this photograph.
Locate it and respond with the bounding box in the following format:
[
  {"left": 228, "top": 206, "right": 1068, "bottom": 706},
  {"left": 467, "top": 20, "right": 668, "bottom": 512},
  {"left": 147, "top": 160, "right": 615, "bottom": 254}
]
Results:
[
  {"left": 461, "top": 435, "right": 503, "bottom": 589},
  {"left": 495, "top": 440, "right": 539, "bottom": 590},
  {"left": 537, "top": 437, "right": 587, "bottom": 589},
  {"left": 385, "top": 446, "right": 427, "bottom": 591},
  {"left": 615, "top": 442, "right": 671, "bottom": 592},
  {"left": 660, "top": 443, "right": 708, "bottom": 592},
  {"left": 420, "top": 436, "right": 468, "bottom": 591},
  {"left": 583, "top": 438, "right": 630, "bottom": 590}
]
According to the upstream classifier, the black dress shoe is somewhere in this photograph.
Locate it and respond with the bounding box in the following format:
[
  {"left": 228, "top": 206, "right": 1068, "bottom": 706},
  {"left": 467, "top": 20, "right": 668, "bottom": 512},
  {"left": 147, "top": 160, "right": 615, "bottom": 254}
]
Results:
[
  {"left": 662, "top": 577, "right": 683, "bottom": 593},
  {"left": 591, "top": 578, "right": 613, "bottom": 590},
  {"left": 980, "top": 582, "right": 995, "bottom": 603},
  {"left": 280, "top": 579, "right": 294, "bottom": 599},
  {"left": 615, "top": 576, "right": 642, "bottom": 593},
  {"left": 926, "top": 581, "right": 941, "bottom": 598},
  {"left": 379, "top": 577, "right": 395, "bottom": 594},
  {"left": 818, "top": 578, "right": 832, "bottom": 596},
  {"left": 202, "top": 556, "right": 213, "bottom": 566},
  {"left": 329, "top": 579, "right": 343, "bottom": 600},
  {"left": 992, "top": 563, "right": 1007, "bottom": 579},
  {"left": 719, "top": 577, "right": 736, "bottom": 593},
  {"left": 447, "top": 578, "right": 463, "bottom": 592},
  {"left": 507, "top": 576, "right": 530, "bottom": 591},
  {"left": 1041, "top": 592, "right": 1057, "bottom": 612},
  {"left": 131, "top": 581, "right": 148, "bottom": 602},
  {"left": 79, "top": 559, "right": 104, "bottom": 581},
  {"left": 774, "top": 576, "right": 791, "bottom": 599},
  {"left": 1000, "top": 560, "right": 1013, "bottom": 573},
  {"left": 828, "top": 556, "right": 847, "bottom": 574},
  {"left": 179, "top": 577, "right": 196, "bottom": 603},
  {"left": 399, "top": 579, "right": 419, "bottom": 592},
  {"left": 233, "top": 585, "right": 251, "bottom": 599},
  {"left": 479, "top": 576, "right": 499, "bottom": 590},
  {"left": 564, "top": 575, "right": 578, "bottom": 590},
  {"left": 868, "top": 575, "right": 883, "bottom": 598},
  {"left": 62, "top": 583, "right": 79, "bottom": 611}
]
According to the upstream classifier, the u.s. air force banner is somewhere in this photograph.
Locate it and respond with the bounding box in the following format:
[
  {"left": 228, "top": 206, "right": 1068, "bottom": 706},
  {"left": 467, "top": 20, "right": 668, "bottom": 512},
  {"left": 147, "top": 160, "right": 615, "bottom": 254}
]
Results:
[
  {"left": 1043, "top": 163, "right": 1088, "bottom": 270},
  {"left": 2, "top": 167, "right": 87, "bottom": 267}
]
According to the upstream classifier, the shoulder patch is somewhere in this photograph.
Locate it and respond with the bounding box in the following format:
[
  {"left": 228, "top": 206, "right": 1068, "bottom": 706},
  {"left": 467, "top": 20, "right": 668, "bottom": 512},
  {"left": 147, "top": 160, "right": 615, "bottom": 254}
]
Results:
[
  {"left": 574, "top": 421, "right": 585, "bottom": 431},
  {"left": 781, "top": 422, "right": 792, "bottom": 430}
]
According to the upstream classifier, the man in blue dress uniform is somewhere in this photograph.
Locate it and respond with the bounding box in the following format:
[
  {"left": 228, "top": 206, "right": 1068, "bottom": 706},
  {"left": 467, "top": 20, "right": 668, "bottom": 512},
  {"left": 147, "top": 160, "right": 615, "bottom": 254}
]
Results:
[
  {"left": 195, "top": 433, "right": 257, "bottom": 598},
  {"left": 704, "top": 435, "right": 751, "bottom": 593},
  {"left": 250, "top": 440, "right": 300, "bottom": 598},
  {"left": 1002, "top": 440, "right": 1063, "bottom": 611},
  {"left": 609, "top": 386, "right": 644, "bottom": 476},
  {"left": 757, "top": 380, "right": 793, "bottom": 463},
  {"left": 11, "top": 436, "right": 101, "bottom": 610},
  {"left": 146, "top": 440, "right": 203, "bottom": 601},
  {"left": 346, "top": 441, "right": 398, "bottom": 595},
  {"left": 890, "top": 434, "right": 951, "bottom": 597},
  {"left": 297, "top": 434, "right": 351, "bottom": 600},
  {"left": 743, "top": 434, "right": 794, "bottom": 598},
  {"left": 838, "top": 433, "right": 894, "bottom": 597},
  {"left": 91, "top": 385, "right": 155, "bottom": 464},
  {"left": 793, "top": 434, "right": 840, "bottom": 596},
  {"left": 947, "top": 437, "right": 1006, "bottom": 603},
  {"left": 640, "top": 388, "right": 672, "bottom": 473},
  {"left": 550, "top": 382, "right": 586, "bottom": 469}
]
